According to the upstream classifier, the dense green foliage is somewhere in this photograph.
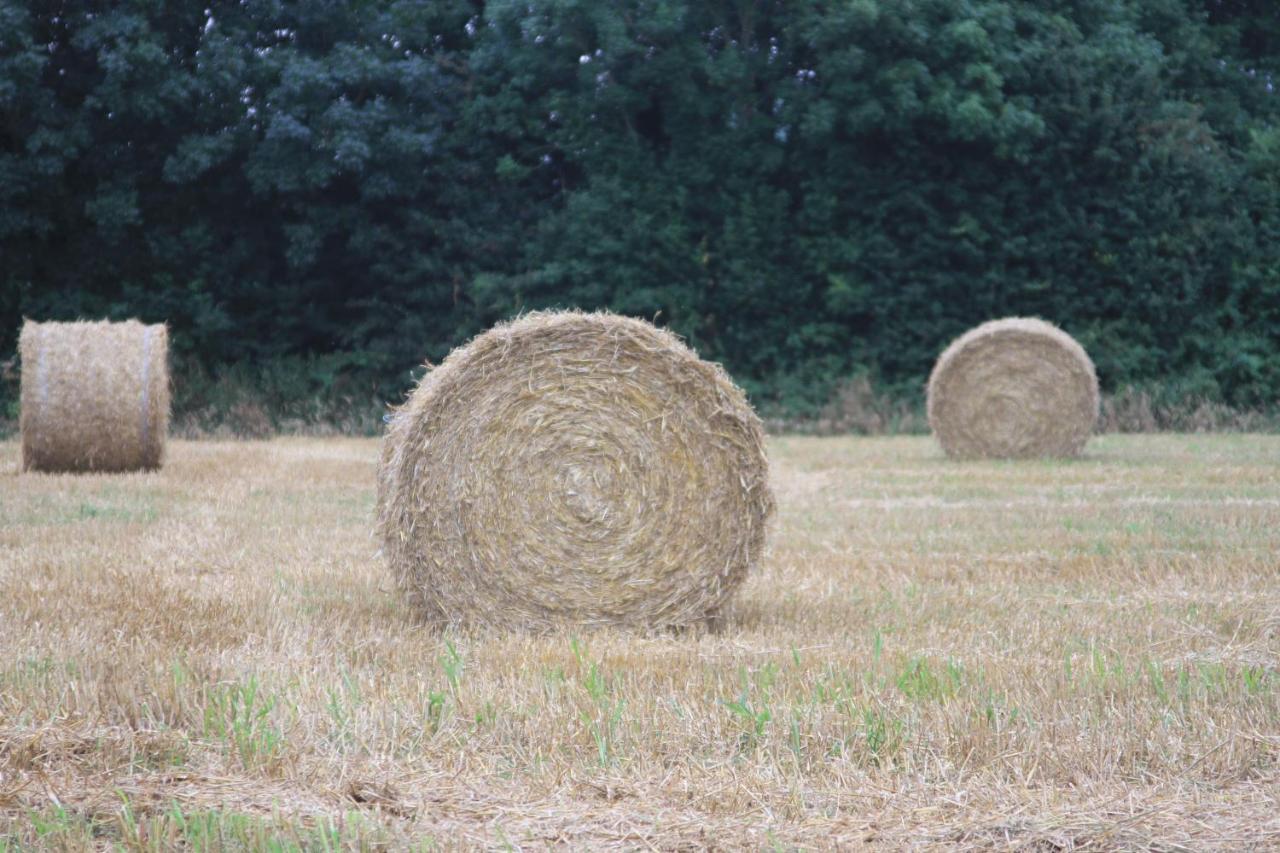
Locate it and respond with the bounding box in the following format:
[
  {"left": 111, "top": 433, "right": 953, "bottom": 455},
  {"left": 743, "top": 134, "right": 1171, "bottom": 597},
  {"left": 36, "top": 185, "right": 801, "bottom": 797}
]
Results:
[{"left": 2, "top": 0, "right": 1278, "bottom": 424}]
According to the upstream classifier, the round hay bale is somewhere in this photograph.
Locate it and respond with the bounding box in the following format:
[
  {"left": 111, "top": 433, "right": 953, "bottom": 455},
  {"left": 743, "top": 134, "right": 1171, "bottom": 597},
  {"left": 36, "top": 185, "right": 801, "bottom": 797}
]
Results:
[
  {"left": 19, "top": 319, "right": 170, "bottom": 473},
  {"left": 376, "top": 311, "right": 774, "bottom": 631},
  {"left": 927, "top": 317, "right": 1098, "bottom": 459}
]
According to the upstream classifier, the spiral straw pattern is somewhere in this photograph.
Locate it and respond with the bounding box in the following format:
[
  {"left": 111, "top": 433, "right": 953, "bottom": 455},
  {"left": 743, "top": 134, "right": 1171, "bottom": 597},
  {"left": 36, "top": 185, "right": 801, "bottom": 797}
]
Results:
[
  {"left": 376, "top": 311, "right": 774, "bottom": 631},
  {"left": 927, "top": 317, "right": 1099, "bottom": 459}
]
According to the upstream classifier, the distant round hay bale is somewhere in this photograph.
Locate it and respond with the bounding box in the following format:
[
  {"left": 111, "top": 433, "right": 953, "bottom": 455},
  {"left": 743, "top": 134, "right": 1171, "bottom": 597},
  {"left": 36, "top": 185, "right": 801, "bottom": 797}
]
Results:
[
  {"left": 20, "top": 319, "right": 170, "bottom": 473},
  {"left": 376, "top": 311, "right": 775, "bottom": 631},
  {"left": 927, "top": 317, "right": 1098, "bottom": 459}
]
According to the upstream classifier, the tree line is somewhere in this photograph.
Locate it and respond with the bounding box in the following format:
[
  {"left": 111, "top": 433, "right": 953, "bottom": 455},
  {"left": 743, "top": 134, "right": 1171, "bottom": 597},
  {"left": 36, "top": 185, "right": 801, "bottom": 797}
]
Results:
[{"left": 2, "top": 0, "right": 1278, "bottom": 425}]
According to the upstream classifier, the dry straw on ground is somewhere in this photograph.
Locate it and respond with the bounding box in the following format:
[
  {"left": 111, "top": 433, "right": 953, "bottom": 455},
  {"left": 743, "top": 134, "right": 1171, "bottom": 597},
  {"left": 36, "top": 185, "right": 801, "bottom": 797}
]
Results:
[
  {"left": 927, "top": 317, "right": 1098, "bottom": 459},
  {"left": 376, "top": 311, "right": 774, "bottom": 631},
  {"left": 19, "top": 319, "right": 170, "bottom": 473},
  {"left": 4, "top": 434, "right": 1279, "bottom": 848}
]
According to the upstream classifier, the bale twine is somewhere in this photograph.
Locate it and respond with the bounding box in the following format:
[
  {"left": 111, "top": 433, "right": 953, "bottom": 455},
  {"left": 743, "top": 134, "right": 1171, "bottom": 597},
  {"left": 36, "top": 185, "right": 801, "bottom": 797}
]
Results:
[
  {"left": 926, "top": 317, "right": 1098, "bottom": 459},
  {"left": 376, "top": 311, "right": 775, "bottom": 631},
  {"left": 19, "top": 319, "right": 170, "bottom": 473}
]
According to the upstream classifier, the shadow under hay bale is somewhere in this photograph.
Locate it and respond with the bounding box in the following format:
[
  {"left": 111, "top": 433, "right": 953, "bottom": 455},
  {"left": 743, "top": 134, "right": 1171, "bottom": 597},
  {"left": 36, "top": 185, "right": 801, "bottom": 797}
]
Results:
[
  {"left": 927, "top": 317, "right": 1098, "bottom": 460},
  {"left": 376, "top": 311, "right": 775, "bottom": 631},
  {"left": 19, "top": 319, "right": 170, "bottom": 473}
]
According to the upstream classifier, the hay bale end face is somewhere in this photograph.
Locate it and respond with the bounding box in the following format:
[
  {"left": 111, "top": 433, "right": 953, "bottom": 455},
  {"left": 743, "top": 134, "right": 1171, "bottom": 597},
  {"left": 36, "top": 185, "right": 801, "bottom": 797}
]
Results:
[
  {"left": 927, "top": 317, "right": 1099, "bottom": 459},
  {"left": 376, "top": 311, "right": 775, "bottom": 631},
  {"left": 20, "top": 319, "right": 170, "bottom": 473}
]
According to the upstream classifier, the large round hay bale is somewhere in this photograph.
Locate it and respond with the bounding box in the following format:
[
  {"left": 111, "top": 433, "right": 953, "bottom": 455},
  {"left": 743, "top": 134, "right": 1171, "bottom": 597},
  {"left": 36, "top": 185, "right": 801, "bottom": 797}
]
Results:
[
  {"left": 927, "top": 317, "right": 1098, "bottom": 459},
  {"left": 19, "top": 319, "right": 170, "bottom": 473},
  {"left": 376, "top": 311, "right": 774, "bottom": 631}
]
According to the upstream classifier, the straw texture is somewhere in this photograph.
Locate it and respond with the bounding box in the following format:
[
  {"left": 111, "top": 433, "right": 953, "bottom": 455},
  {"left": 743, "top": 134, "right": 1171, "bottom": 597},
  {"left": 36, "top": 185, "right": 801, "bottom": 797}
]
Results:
[
  {"left": 927, "top": 317, "right": 1098, "bottom": 459},
  {"left": 19, "top": 319, "right": 170, "bottom": 473},
  {"left": 376, "top": 311, "right": 775, "bottom": 631}
]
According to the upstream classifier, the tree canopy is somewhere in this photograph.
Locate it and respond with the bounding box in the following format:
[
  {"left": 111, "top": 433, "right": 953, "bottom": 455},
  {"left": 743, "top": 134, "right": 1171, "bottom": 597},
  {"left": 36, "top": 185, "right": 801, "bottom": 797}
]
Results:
[{"left": 2, "top": 0, "right": 1278, "bottom": 423}]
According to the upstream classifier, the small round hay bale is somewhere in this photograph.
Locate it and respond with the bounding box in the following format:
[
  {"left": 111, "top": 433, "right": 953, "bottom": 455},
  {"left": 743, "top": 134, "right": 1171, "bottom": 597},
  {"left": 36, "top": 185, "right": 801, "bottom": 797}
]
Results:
[
  {"left": 927, "top": 317, "right": 1098, "bottom": 459},
  {"left": 19, "top": 319, "right": 170, "bottom": 473},
  {"left": 376, "top": 311, "right": 775, "bottom": 631}
]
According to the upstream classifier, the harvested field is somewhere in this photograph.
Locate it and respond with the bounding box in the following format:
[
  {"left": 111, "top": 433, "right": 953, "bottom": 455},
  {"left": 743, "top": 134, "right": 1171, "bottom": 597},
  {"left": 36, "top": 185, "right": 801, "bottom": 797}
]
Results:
[{"left": 1, "top": 435, "right": 1278, "bottom": 849}]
